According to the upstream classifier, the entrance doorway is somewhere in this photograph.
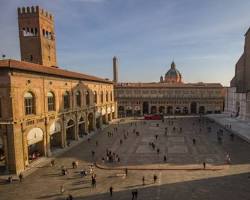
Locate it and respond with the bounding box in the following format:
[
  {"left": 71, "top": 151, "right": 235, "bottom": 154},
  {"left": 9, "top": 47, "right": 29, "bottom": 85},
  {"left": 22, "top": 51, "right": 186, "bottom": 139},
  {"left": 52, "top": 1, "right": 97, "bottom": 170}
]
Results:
[
  {"left": 143, "top": 102, "right": 149, "bottom": 114},
  {"left": 66, "top": 120, "right": 75, "bottom": 142},
  {"left": 78, "top": 117, "right": 86, "bottom": 137},
  {"left": 190, "top": 102, "right": 197, "bottom": 114},
  {"left": 167, "top": 106, "right": 173, "bottom": 115},
  {"left": 0, "top": 136, "right": 6, "bottom": 172},
  {"left": 199, "top": 106, "right": 205, "bottom": 114},
  {"left": 27, "top": 128, "right": 44, "bottom": 163}
]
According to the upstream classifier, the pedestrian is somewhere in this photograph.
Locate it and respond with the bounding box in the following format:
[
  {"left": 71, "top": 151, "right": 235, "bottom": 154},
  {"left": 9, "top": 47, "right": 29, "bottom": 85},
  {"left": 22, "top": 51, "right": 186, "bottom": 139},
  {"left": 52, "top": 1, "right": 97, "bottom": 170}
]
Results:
[
  {"left": 164, "top": 155, "right": 167, "bottom": 162},
  {"left": 203, "top": 162, "right": 206, "bottom": 169},
  {"left": 134, "top": 189, "right": 138, "bottom": 199},
  {"left": 157, "top": 148, "right": 160, "bottom": 154},
  {"left": 132, "top": 190, "right": 135, "bottom": 200},
  {"left": 142, "top": 176, "right": 145, "bottom": 185},
  {"left": 7, "top": 176, "right": 13, "bottom": 184},
  {"left": 50, "top": 159, "right": 55, "bottom": 167},
  {"left": 19, "top": 172, "right": 23, "bottom": 182},
  {"left": 153, "top": 174, "right": 157, "bottom": 183},
  {"left": 67, "top": 194, "right": 73, "bottom": 200},
  {"left": 192, "top": 138, "right": 196, "bottom": 145},
  {"left": 109, "top": 186, "right": 113, "bottom": 196},
  {"left": 72, "top": 161, "right": 76, "bottom": 169},
  {"left": 125, "top": 168, "right": 128, "bottom": 176}
]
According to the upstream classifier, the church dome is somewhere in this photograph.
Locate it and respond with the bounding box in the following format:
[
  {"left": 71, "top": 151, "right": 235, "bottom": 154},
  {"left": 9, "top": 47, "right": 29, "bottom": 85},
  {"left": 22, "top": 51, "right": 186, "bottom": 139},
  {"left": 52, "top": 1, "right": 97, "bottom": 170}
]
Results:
[{"left": 164, "top": 62, "right": 182, "bottom": 83}]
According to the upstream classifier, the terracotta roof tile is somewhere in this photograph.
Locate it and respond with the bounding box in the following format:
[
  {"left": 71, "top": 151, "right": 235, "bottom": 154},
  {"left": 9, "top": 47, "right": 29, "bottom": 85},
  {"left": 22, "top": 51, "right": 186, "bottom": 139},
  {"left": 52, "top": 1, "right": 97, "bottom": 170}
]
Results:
[{"left": 0, "top": 59, "right": 112, "bottom": 84}]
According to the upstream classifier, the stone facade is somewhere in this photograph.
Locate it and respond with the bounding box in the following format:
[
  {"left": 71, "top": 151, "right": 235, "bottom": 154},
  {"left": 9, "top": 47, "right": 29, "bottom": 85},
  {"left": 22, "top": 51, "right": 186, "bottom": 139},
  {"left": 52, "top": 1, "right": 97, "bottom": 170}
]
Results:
[
  {"left": 224, "top": 27, "right": 250, "bottom": 121},
  {"left": 0, "top": 60, "right": 116, "bottom": 174},
  {"left": 116, "top": 63, "right": 224, "bottom": 117}
]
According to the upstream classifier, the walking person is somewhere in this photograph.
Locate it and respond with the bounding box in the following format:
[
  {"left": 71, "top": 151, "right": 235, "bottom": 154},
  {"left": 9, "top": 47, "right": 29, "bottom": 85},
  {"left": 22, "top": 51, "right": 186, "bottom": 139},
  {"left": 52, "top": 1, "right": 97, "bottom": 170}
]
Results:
[
  {"left": 203, "top": 161, "right": 206, "bottom": 169},
  {"left": 19, "top": 172, "right": 23, "bottom": 182},
  {"left": 109, "top": 186, "right": 113, "bottom": 197},
  {"left": 134, "top": 189, "right": 138, "bottom": 199},
  {"left": 142, "top": 176, "right": 145, "bottom": 185},
  {"left": 153, "top": 174, "right": 157, "bottom": 184}
]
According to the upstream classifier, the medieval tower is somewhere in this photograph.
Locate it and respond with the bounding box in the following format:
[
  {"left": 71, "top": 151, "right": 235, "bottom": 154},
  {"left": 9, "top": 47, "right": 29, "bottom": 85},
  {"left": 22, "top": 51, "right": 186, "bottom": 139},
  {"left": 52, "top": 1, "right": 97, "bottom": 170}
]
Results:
[
  {"left": 17, "top": 6, "right": 57, "bottom": 67},
  {"left": 113, "top": 56, "right": 118, "bottom": 83}
]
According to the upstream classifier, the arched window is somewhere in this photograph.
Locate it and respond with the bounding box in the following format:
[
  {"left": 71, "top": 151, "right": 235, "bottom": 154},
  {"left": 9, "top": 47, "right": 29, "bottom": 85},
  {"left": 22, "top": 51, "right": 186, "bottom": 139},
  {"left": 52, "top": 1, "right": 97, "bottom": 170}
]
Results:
[
  {"left": 106, "top": 91, "right": 109, "bottom": 102},
  {"left": 63, "top": 91, "right": 70, "bottom": 109},
  {"left": 47, "top": 91, "right": 55, "bottom": 111},
  {"left": 100, "top": 91, "right": 104, "bottom": 103},
  {"left": 24, "top": 92, "right": 35, "bottom": 115},
  {"left": 94, "top": 91, "right": 97, "bottom": 104},
  {"left": 86, "top": 91, "right": 90, "bottom": 106},
  {"left": 75, "top": 91, "right": 81, "bottom": 107}
]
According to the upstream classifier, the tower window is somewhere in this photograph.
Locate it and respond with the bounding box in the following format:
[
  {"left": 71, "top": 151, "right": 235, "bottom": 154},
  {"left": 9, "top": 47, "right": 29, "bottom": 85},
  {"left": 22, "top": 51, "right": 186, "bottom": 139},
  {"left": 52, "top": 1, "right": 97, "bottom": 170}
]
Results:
[
  {"left": 34, "top": 28, "right": 38, "bottom": 35},
  {"left": 42, "top": 29, "right": 45, "bottom": 36}
]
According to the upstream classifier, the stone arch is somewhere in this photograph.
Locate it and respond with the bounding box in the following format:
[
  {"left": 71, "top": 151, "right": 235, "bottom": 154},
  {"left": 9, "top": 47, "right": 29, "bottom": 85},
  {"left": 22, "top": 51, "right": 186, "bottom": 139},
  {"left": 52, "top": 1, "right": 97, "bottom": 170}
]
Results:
[
  {"left": 159, "top": 106, "right": 165, "bottom": 114},
  {"left": 151, "top": 106, "right": 157, "bottom": 114},
  {"left": 190, "top": 102, "right": 197, "bottom": 114},
  {"left": 26, "top": 127, "right": 44, "bottom": 162},
  {"left": 167, "top": 106, "right": 173, "bottom": 115},
  {"left": 88, "top": 113, "right": 94, "bottom": 132},
  {"left": 199, "top": 106, "right": 205, "bottom": 114},
  {"left": 78, "top": 115, "right": 86, "bottom": 137},
  {"left": 66, "top": 119, "right": 76, "bottom": 142},
  {"left": 118, "top": 106, "right": 125, "bottom": 117},
  {"left": 49, "top": 120, "right": 62, "bottom": 149}
]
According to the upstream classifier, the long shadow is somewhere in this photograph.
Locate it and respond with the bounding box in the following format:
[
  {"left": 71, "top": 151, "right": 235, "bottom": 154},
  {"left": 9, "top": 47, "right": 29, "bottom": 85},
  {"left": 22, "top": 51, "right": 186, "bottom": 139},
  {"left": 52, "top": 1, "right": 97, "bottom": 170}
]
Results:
[{"left": 53, "top": 172, "right": 250, "bottom": 200}]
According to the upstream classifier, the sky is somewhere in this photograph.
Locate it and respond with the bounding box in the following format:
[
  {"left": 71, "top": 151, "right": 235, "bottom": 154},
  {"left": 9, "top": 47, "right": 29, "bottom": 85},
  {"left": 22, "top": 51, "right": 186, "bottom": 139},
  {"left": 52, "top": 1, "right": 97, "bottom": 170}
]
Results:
[{"left": 0, "top": 0, "right": 250, "bottom": 86}]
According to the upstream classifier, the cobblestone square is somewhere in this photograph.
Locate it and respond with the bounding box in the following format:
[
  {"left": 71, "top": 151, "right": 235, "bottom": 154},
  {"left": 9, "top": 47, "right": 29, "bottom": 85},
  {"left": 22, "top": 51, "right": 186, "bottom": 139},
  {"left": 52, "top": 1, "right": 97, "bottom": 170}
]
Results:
[{"left": 0, "top": 117, "right": 250, "bottom": 200}]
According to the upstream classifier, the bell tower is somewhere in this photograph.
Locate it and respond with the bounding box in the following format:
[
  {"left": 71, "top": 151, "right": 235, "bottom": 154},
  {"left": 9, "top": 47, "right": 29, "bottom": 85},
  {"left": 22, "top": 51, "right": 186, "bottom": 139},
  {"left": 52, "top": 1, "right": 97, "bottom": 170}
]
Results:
[{"left": 17, "top": 6, "right": 57, "bottom": 67}]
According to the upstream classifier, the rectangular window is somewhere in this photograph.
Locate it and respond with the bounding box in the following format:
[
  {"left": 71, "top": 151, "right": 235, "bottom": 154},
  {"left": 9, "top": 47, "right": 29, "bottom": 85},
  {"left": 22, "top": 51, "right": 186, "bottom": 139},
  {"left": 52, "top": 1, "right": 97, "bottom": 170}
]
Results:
[
  {"left": 48, "top": 96, "right": 55, "bottom": 111},
  {"left": 25, "top": 98, "right": 33, "bottom": 115}
]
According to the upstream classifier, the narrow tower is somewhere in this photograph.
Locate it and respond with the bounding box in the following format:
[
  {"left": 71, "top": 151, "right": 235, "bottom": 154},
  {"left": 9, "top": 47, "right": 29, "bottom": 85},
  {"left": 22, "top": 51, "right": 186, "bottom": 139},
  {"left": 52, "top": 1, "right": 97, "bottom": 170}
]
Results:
[
  {"left": 17, "top": 6, "right": 57, "bottom": 67},
  {"left": 113, "top": 56, "right": 118, "bottom": 83}
]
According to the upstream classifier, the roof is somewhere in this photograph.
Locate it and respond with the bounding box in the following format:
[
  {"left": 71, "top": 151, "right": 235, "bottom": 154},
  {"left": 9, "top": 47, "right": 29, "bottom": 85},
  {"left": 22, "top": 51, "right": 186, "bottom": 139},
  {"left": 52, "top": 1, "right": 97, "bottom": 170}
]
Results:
[
  {"left": 0, "top": 59, "right": 113, "bottom": 84},
  {"left": 115, "top": 82, "right": 223, "bottom": 88}
]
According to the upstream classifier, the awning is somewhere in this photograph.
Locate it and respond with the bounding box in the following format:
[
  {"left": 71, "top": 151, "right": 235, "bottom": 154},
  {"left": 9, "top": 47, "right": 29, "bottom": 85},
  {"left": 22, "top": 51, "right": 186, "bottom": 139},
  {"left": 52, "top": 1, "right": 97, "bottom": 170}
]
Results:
[
  {"left": 27, "top": 128, "right": 44, "bottom": 145},
  {"left": 49, "top": 121, "right": 61, "bottom": 135}
]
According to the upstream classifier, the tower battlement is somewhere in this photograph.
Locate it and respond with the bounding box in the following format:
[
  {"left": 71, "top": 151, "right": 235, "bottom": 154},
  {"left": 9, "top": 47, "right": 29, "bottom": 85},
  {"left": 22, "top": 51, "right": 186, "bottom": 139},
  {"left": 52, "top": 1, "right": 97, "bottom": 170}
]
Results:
[
  {"left": 17, "top": 6, "right": 53, "bottom": 21},
  {"left": 18, "top": 5, "right": 57, "bottom": 67}
]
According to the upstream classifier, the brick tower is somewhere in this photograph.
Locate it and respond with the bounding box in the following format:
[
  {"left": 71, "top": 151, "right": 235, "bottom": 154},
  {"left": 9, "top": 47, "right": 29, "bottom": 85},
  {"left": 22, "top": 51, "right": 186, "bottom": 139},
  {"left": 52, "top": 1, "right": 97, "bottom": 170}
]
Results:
[
  {"left": 113, "top": 56, "right": 118, "bottom": 83},
  {"left": 17, "top": 6, "right": 57, "bottom": 67}
]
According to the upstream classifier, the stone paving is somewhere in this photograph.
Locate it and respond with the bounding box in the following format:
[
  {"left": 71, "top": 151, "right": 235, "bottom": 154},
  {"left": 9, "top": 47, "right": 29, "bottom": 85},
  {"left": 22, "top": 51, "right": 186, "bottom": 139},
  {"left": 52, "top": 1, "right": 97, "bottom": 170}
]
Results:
[
  {"left": 0, "top": 117, "right": 250, "bottom": 200},
  {"left": 207, "top": 113, "right": 250, "bottom": 143}
]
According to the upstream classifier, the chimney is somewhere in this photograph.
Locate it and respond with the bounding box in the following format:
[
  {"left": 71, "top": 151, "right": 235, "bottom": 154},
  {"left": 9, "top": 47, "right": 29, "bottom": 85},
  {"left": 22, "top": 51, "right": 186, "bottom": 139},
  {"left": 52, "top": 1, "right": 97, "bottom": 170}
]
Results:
[{"left": 113, "top": 56, "right": 118, "bottom": 83}]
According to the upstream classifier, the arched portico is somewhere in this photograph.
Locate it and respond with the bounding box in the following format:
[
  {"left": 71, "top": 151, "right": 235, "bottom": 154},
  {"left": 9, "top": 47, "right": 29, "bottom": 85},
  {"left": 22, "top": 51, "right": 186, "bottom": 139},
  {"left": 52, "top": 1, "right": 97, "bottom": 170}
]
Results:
[
  {"left": 27, "top": 128, "right": 44, "bottom": 163},
  {"left": 66, "top": 119, "right": 76, "bottom": 142},
  {"left": 49, "top": 120, "right": 62, "bottom": 150},
  {"left": 78, "top": 116, "right": 86, "bottom": 137},
  {"left": 88, "top": 113, "right": 94, "bottom": 132}
]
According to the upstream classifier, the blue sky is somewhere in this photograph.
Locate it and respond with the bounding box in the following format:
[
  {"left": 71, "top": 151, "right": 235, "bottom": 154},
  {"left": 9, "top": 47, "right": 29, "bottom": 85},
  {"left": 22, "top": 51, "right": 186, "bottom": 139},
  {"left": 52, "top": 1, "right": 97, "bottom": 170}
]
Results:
[{"left": 0, "top": 0, "right": 250, "bottom": 86}]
